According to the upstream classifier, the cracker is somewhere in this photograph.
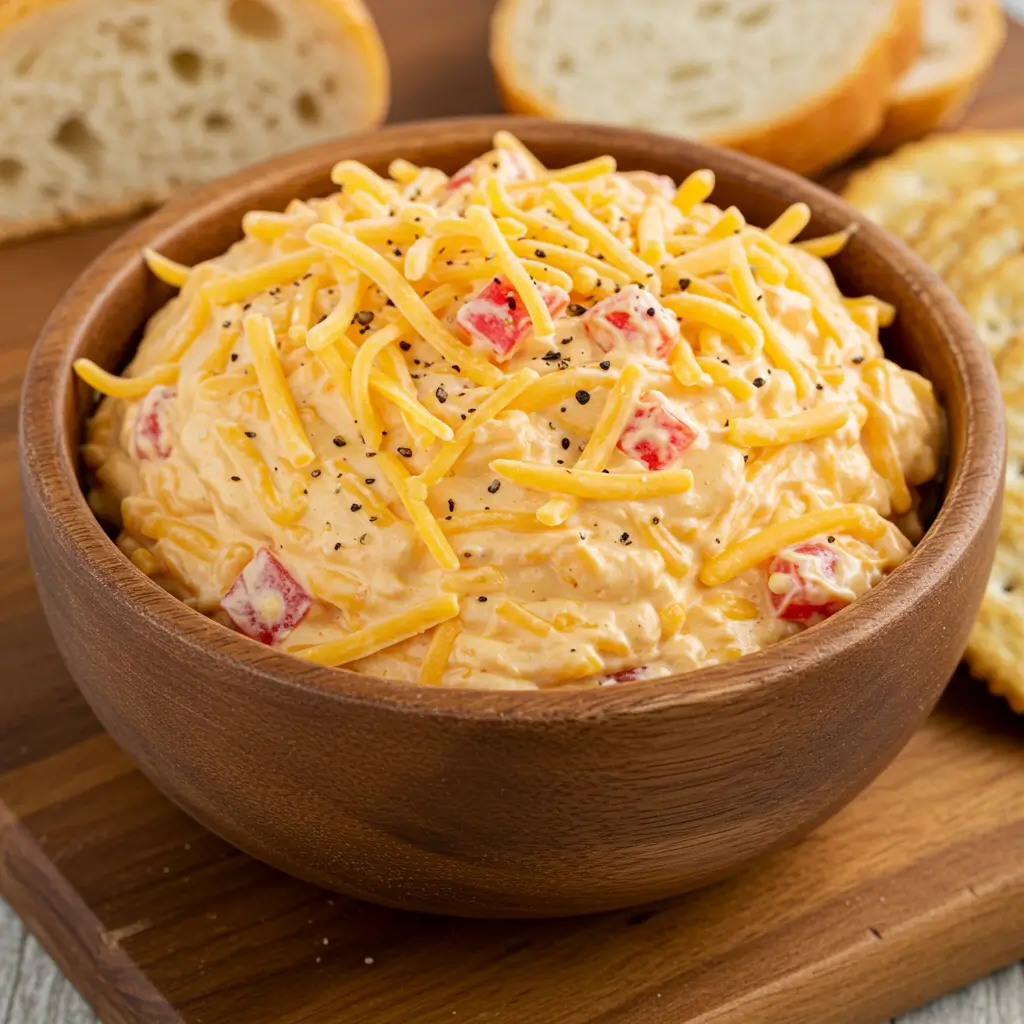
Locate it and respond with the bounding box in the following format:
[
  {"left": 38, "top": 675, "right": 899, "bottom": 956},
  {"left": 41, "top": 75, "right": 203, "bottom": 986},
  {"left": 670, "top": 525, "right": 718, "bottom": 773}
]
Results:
[
  {"left": 915, "top": 167, "right": 1024, "bottom": 271},
  {"left": 965, "top": 338, "right": 1024, "bottom": 714},
  {"left": 960, "top": 254, "right": 1024, "bottom": 357},
  {"left": 843, "top": 132, "right": 1024, "bottom": 233}
]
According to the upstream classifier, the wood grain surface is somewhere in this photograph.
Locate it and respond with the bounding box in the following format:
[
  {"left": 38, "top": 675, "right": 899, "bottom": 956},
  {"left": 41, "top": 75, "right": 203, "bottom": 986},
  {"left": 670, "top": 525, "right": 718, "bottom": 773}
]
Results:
[{"left": 1, "top": 5, "right": 1023, "bottom": 1023}]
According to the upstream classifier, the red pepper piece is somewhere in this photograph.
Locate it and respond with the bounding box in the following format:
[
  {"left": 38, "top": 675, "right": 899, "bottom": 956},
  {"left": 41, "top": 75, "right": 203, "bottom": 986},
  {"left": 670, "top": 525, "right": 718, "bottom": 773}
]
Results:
[
  {"left": 767, "top": 542, "right": 848, "bottom": 623},
  {"left": 447, "top": 148, "right": 534, "bottom": 192},
  {"left": 581, "top": 287, "right": 680, "bottom": 358},
  {"left": 131, "top": 385, "right": 175, "bottom": 460},
  {"left": 617, "top": 395, "right": 697, "bottom": 470},
  {"left": 221, "top": 548, "right": 312, "bottom": 645},
  {"left": 610, "top": 665, "right": 648, "bottom": 683},
  {"left": 456, "top": 276, "right": 569, "bottom": 360}
]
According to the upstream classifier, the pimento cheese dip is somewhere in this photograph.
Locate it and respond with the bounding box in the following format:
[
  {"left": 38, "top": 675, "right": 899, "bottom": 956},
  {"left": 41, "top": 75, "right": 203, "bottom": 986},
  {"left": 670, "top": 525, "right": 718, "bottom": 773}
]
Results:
[{"left": 77, "top": 133, "right": 943, "bottom": 690}]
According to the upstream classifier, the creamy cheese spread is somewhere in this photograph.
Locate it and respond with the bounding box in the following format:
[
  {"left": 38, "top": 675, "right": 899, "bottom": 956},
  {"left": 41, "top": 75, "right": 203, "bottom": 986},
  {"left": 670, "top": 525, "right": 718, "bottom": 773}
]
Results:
[{"left": 77, "top": 133, "right": 943, "bottom": 689}]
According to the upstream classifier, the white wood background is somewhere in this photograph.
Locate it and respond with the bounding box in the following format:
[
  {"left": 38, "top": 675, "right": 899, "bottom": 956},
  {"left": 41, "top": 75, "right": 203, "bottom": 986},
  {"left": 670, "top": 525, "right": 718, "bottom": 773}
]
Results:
[{"left": 2, "top": 896, "right": 1022, "bottom": 1022}]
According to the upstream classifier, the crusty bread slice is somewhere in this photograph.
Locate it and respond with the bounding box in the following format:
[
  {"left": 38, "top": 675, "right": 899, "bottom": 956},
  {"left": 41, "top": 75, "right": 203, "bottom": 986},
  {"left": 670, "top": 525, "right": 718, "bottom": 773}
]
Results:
[
  {"left": 872, "top": 0, "right": 1006, "bottom": 151},
  {"left": 490, "top": 0, "right": 921, "bottom": 177},
  {"left": 0, "top": 0, "right": 388, "bottom": 243}
]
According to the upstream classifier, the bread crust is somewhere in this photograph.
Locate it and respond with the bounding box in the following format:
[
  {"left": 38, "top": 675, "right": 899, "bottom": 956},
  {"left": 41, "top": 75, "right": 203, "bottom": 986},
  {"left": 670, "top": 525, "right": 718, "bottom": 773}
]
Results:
[
  {"left": 0, "top": 0, "right": 389, "bottom": 246},
  {"left": 870, "top": 0, "right": 1006, "bottom": 152},
  {"left": 491, "top": 0, "right": 921, "bottom": 177}
]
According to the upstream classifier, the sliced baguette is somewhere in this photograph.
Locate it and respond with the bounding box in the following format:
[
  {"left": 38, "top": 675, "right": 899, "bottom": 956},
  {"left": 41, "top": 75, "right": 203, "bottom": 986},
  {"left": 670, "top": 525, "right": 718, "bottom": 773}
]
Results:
[
  {"left": 491, "top": 0, "right": 921, "bottom": 177},
  {"left": 872, "top": 0, "right": 1006, "bottom": 151},
  {"left": 0, "top": 0, "right": 389, "bottom": 243}
]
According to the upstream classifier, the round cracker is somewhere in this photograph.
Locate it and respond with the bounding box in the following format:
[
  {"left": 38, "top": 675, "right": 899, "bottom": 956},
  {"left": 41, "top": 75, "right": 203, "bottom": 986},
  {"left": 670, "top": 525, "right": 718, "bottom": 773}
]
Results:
[
  {"left": 843, "top": 131, "right": 1024, "bottom": 231},
  {"left": 945, "top": 195, "right": 1024, "bottom": 298},
  {"left": 914, "top": 167, "right": 1024, "bottom": 272},
  {"left": 961, "top": 253, "right": 1024, "bottom": 357}
]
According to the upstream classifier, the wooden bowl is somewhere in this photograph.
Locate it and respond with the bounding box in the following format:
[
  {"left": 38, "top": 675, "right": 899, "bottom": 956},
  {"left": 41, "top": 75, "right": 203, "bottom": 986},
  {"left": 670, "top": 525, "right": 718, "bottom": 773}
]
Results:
[{"left": 19, "top": 118, "right": 1004, "bottom": 918}]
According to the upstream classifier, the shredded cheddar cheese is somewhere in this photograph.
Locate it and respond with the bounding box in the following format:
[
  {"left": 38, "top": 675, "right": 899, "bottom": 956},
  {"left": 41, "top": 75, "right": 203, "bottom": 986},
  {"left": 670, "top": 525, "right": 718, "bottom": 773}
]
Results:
[{"left": 78, "top": 134, "right": 941, "bottom": 690}]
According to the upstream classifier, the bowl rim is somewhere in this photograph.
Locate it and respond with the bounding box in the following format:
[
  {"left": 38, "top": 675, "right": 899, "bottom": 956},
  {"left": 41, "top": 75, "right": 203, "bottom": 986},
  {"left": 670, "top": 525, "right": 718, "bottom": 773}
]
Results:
[{"left": 19, "top": 116, "right": 1004, "bottom": 721}]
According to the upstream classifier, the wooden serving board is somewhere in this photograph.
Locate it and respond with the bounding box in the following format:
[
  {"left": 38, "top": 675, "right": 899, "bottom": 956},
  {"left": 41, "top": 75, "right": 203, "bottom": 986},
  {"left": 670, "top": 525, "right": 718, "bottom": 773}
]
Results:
[{"left": 3, "top": 8, "right": 1024, "bottom": 1023}]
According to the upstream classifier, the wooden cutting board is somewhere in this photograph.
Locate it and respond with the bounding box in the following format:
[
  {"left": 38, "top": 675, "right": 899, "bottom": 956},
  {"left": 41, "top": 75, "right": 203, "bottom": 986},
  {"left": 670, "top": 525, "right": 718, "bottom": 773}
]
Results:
[{"left": 2, "top": 8, "right": 1024, "bottom": 1023}]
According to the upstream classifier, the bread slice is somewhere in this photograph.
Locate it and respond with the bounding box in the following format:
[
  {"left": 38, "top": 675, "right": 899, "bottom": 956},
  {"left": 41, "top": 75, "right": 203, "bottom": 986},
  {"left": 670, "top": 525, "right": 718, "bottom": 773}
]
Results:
[
  {"left": 491, "top": 0, "right": 921, "bottom": 177},
  {"left": 0, "top": 0, "right": 388, "bottom": 243},
  {"left": 872, "top": 0, "right": 1006, "bottom": 151}
]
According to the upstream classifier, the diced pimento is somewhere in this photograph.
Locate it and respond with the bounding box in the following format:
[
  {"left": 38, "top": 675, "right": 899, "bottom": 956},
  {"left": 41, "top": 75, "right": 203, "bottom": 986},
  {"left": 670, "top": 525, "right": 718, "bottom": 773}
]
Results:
[
  {"left": 221, "top": 548, "right": 312, "bottom": 645},
  {"left": 602, "top": 665, "right": 648, "bottom": 685},
  {"left": 447, "top": 148, "right": 534, "bottom": 192},
  {"left": 447, "top": 162, "right": 477, "bottom": 191},
  {"left": 456, "top": 276, "right": 570, "bottom": 361},
  {"left": 617, "top": 395, "right": 697, "bottom": 470},
  {"left": 767, "top": 542, "right": 849, "bottom": 623},
  {"left": 581, "top": 286, "right": 680, "bottom": 359},
  {"left": 131, "top": 385, "right": 176, "bottom": 460}
]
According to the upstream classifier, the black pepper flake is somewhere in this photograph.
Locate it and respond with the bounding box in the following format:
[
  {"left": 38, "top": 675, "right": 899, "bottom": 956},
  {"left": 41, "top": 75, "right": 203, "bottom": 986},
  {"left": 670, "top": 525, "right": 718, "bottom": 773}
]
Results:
[
  {"left": 451, "top": 364, "right": 461, "bottom": 373},
  {"left": 827, "top": 535, "right": 836, "bottom": 543},
  {"left": 678, "top": 278, "right": 691, "bottom": 292},
  {"left": 333, "top": 436, "right": 346, "bottom": 447},
  {"left": 242, "top": 303, "right": 251, "bottom": 311},
  {"left": 852, "top": 356, "right": 865, "bottom": 364},
  {"left": 244, "top": 430, "right": 257, "bottom": 438},
  {"left": 399, "top": 340, "right": 411, "bottom": 351},
  {"left": 715, "top": 537, "right": 721, "bottom": 544},
  {"left": 816, "top": 383, "right": 824, "bottom": 390},
  {"left": 230, "top": 353, "right": 238, "bottom": 362},
  {"left": 311, "top": 469, "right": 321, "bottom": 478},
  {"left": 478, "top": 595, "right": 488, "bottom": 602},
  {"left": 221, "top": 320, "right": 231, "bottom": 328},
  {"left": 230, "top": 475, "right": 240, "bottom": 482},
  {"left": 599, "top": 360, "right": 611, "bottom": 370},
  {"left": 743, "top": 454, "right": 749, "bottom": 463},
  {"left": 393, "top": 247, "right": 403, "bottom": 257},
  {"left": 350, "top": 503, "right": 362, "bottom": 512},
  {"left": 535, "top": 248, "right": 547, "bottom": 258},
  {"left": 397, "top": 447, "right": 413, "bottom": 458},
  {"left": 366, "top": 452, "right": 377, "bottom": 458},
  {"left": 334, "top": 542, "right": 342, "bottom": 551},
  {"left": 365, "top": 478, "right": 375, "bottom": 485},
  {"left": 721, "top": 359, "right": 730, "bottom": 366},
  {"left": 542, "top": 350, "right": 561, "bottom": 361},
  {"left": 506, "top": 296, "right": 517, "bottom": 311},
  {"left": 567, "top": 303, "right": 587, "bottom": 317},
  {"left": 557, "top": 459, "right": 564, "bottom": 465},
  {"left": 646, "top": 307, "right": 656, "bottom": 317},
  {"left": 575, "top": 389, "right": 591, "bottom": 405},
  {"left": 561, "top": 337, "right": 573, "bottom": 346},
  {"left": 435, "top": 384, "right": 448, "bottom": 404},
  {"left": 652, "top": 516, "right": 660, "bottom": 525},
  {"left": 487, "top": 480, "right": 501, "bottom": 494},
  {"left": 448, "top": 498, "right": 455, "bottom": 512},
  {"left": 369, "top": 516, "right": 378, "bottom": 523},
  {"left": 752, "top": 377, "right": 766, "bottom": 388},
  {"left": 561, "top": 437, "right": 571, "bottom": 450},
  {"left": 359, "top": 533, "right": 368, "bottom": 545}
]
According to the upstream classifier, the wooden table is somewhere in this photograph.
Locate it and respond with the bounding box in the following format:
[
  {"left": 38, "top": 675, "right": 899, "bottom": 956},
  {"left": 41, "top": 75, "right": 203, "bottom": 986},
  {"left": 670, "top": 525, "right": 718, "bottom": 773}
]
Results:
[{"left": 2, "top": 3, "right": 1024, "bottom": 1023}]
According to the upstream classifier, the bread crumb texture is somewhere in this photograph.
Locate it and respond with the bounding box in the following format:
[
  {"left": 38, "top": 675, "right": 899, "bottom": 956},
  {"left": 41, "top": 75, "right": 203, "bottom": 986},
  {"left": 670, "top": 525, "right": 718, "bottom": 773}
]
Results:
[
  {"left": 499, "top": 0, "right": 894, "bottom": 136},
  {"left": 0, "top": 0, "right": 387, "bottom": 238}
]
